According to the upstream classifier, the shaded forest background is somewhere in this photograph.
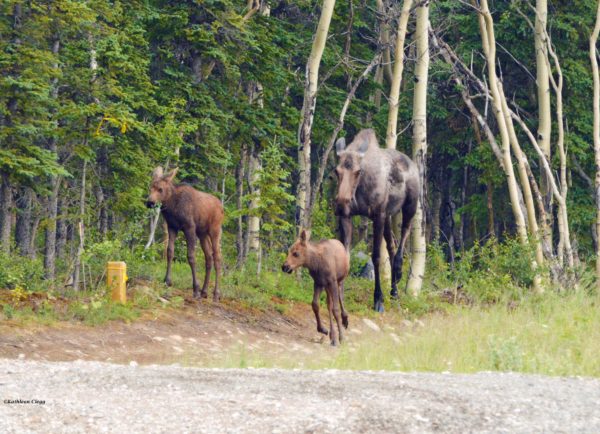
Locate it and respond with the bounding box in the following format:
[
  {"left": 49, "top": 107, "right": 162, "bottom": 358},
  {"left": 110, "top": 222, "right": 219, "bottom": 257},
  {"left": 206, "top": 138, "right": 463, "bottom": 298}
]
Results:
[{"left": 1, "top": 0, "right": 599, "bottom": 294}]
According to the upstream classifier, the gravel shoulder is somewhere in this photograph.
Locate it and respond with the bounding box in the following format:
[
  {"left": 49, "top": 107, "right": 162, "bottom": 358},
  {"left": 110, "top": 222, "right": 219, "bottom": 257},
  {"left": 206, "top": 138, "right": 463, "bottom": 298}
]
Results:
[{"left": 1, "top": 359, "right": 599, "bottom": 434}]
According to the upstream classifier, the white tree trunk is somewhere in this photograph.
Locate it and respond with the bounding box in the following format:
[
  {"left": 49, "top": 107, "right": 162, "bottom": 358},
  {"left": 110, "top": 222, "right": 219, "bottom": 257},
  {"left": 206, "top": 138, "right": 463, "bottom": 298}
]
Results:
[
  {"left": 476, "top": 0, "right": 528, "bottom": 245},
  {"left": 386, "top": 0, "right": 413, "bottom": 149},
  {"left": 590, "top": 0, "right": 600, "bottom": 290},
  {"left": 535, "top": 0, "right": 553, "bottom": 234},
  {"left": 498, "top": 83, "right": 544, "bottom": 291},
  {"left": 297, "top": 0, "right": 336, "bottom": 231},
  {"left": 248, "top": 150, "right": 261, "bottom": 252},
  {"left": 383, "top": 0, "right": 413, "bottom": 286},
  {"left": 406, "top": 1, "right": 429, "bottom": 296}
]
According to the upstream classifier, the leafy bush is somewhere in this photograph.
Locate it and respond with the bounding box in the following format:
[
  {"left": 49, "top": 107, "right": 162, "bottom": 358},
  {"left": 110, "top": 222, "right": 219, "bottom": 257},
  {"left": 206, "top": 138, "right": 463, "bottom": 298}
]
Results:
[
  {"left": 0, "top": 253, "right": 45, "bottom": 291},
  {"left": 424, "top": 237, "right": 535, "bottom": 304}
]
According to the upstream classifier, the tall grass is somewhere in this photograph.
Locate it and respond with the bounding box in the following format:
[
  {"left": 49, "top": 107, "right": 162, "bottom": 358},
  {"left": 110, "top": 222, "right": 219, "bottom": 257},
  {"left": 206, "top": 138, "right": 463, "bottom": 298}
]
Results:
[{"left": 207, "top": 291, "right": 600, "bottom": 377}]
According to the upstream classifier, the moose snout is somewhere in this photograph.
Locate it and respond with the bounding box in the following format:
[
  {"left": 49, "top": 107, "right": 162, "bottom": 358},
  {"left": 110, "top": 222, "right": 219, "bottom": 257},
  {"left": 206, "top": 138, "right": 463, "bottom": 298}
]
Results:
[
  {"left": 145, "top": 200, "right": 156, "bottom": 208},
  {"left": 282, "top": 263, "right": 293, "bottom": 274}
]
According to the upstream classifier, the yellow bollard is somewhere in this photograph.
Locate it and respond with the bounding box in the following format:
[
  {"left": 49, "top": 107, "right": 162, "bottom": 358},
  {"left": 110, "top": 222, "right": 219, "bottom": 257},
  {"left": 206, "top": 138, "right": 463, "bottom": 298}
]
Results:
[{"left": 107, "top": 261, "right": 127, "bottom": 304}]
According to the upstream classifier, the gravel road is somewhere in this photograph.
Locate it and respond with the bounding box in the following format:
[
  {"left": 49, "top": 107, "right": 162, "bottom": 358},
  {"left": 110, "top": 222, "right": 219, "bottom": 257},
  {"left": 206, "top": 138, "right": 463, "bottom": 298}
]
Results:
[{"left": 1, "top": 359, "right": 599, "bottom": 433}]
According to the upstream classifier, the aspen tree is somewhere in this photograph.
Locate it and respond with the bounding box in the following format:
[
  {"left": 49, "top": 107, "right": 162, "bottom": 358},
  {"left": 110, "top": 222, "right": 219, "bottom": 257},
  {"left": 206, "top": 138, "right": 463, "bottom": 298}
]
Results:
[
  {"left": 383, "top": 0, "right": 413, "bottom": 287},
  {"left": 535, "top": 0, "right": 552, "bottom": 226},
  {"left": 297, "top": 0, "right": 336, "bottom": 231},
  {"left": 589, "top": 0, "right": 600, "bottom": 289},
  {"left": 406, "top": 0, "right": 429, "bottom": 295}
]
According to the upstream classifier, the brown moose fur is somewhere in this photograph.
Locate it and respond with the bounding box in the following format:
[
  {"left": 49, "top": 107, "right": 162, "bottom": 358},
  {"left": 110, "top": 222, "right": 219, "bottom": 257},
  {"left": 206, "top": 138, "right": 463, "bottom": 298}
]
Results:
[
  {"left": 146, "top": 167, "right": 224, "bottom": 301},
  {"left": 282, "top": 230, "right": 349, "bottom": 346}
]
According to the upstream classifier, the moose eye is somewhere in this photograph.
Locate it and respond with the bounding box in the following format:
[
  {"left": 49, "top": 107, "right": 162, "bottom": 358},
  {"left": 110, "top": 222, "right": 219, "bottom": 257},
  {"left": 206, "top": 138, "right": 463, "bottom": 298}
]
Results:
[{"left": 292, "top": 252, "right": 299, "bottom": 257}]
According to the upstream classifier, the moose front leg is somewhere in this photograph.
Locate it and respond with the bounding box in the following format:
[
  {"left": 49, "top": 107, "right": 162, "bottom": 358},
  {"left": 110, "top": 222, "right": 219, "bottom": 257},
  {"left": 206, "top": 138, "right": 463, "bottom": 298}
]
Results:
[
  {"left": 372, "top": 214, "right": 385, "bottom": 313},
  {"left": 183, "top": 228, "right": 200, "bottom": 298},
  {"left": 164, "top": 227, "right": 177, "bottom": 287},
  {"left": 312, "top": 284, "right": 328, "bottom": 336},
  {"left": 338, "top": 216, "right": 353, "bottom": 252}
]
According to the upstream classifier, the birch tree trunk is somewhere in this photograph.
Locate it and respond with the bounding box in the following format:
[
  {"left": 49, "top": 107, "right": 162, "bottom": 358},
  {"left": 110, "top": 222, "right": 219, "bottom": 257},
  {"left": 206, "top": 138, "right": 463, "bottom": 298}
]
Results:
[
  {"left": 297, "top": 0, "right": 336, "bottom": 231},
  {"left": 590, "top": 0, "right": 600, "bottom": 290},
  {"left": 236, "top": 145, "right": 247, "bottom": 267},
  {"left": 247, "top": 145, "right": 261, "bottom": 253},
  {"left": 72, "top": 160, "right": 87, "bottom": 292},
  {"left": 475, "top": 0, "right": 528, "bottom": 246},
  {"left": 406, "top": 0, "right": 429, "bottom": 296},
  {"left": 544, "top": 20, "right": 572, "bottom": 268},
  {"left": 383, "top": 0, "right": 413, "bottom": 285},
  {"left": 385, "top": 0, "right": 413, "bottom": 149},
  {"left": 535, "top": 0, "right": 553, "bottom": 230}
]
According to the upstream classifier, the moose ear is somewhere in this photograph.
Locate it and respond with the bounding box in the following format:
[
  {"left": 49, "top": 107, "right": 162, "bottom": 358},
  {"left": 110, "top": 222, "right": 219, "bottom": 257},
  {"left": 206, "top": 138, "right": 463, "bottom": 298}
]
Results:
[
  {"left": 335, "top": 137, "right": 346, "bottom": 156},
  {"left": 152, "top": 166, "right": 164, "bottom": 180},
  {"left": 300, "top": 229, "right": 311, "bottom": 244},
  {"left": 357, "top": 139, "right": 369, "bottom": 157},
  {"left": 164, "top": 167, "right": 178, "bottom": 182}
]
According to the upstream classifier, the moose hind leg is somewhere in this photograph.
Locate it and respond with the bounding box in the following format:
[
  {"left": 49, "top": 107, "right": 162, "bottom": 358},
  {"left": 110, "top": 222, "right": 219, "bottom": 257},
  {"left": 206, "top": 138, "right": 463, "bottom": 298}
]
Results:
[
  {"left": 339, "top": 280, "right": 349, "bottom": 329},
  {"left": 394, "top": 200, "right": 417, "bottom": 294},
  {"left": 326, "top": 290, "right": 338, "bottom": 346},
  {"left": 199, "top": 235, "right": 213, "bottom": 299},
  {"left": 211, "top": 229, "right": 223, "bottom": 302},
  {"left": 383, "top": 217, "right": 399, "bottom": 298},
  {"left": 330, "top": 281, "right": 344, "bottom": 344}
]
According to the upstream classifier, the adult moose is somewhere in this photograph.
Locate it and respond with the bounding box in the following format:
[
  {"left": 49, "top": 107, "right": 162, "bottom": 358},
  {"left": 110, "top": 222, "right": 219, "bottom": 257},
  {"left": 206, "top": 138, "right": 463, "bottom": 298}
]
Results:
[
  {"left": 334, "top": 129, "right": 419, "bottom": 312},
  {"left": 146, "top": 167, "right": 224, "bottom": 301}
]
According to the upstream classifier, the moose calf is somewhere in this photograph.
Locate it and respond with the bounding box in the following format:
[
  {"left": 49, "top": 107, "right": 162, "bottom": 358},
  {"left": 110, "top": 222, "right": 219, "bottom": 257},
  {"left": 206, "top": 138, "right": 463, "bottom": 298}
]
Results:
[
  {"left": 146, "top": 167, "right": 224, "bottom": 301},
  {"left": 282, "top": 230, "right": 349, "bottom": 346}
]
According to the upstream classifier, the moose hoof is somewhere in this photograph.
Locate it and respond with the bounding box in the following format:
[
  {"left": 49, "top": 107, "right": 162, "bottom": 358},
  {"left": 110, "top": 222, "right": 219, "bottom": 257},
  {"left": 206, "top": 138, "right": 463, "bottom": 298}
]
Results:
[
  {"left": 199, "top": 290, "right": 208, "bottom": 299},
  {"left": 374, "top": 300, "right": 385, "bottom": 313},
  {"left": 390, "top": 289, "right": 399, "bottom": 300},
  {"left": 330, "top": 339, "right": 339, "bottom": 347},
  {"left": 342, "top": 316, "right": 349, "bottom": 329},
  {"left": 212, "top": 293, "right": 220, "bottom": 303},
  {"left": 317, "top": 327, "right": 329, "bottom": 336},
  {"left": 164, "top": 279, "right": 172, "bottom": 287}
]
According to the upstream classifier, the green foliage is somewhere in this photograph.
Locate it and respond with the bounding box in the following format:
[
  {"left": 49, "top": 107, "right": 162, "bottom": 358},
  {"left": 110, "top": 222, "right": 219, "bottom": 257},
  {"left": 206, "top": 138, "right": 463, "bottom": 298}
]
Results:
[
  {"left": 425, "top": 237, "right": 535, "bottom": 304},
  {"left": 0, "top": 253, "right": 44, "bottom": 291}
]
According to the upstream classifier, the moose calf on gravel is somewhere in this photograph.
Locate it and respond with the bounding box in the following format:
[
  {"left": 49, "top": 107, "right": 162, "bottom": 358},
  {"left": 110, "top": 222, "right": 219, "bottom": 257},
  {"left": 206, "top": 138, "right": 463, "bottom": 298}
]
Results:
[
  {"left": 146, "top": 167, "right": 224, "bottom": 301},
  {"left": 282, "top": 230, "right": 350, "bottom": 346}
]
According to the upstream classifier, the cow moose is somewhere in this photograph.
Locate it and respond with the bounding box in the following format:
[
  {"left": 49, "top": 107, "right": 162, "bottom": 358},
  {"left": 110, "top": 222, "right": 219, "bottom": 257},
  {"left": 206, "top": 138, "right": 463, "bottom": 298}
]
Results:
[
  {"left": 282, "top": 230, "right": 349, "bottom": 346},
  {"left": 146, "top": 167, "right": 224, "bottom": 301},
  {"left": 334, "top": 129, "right": 420, "bottom": 312}
]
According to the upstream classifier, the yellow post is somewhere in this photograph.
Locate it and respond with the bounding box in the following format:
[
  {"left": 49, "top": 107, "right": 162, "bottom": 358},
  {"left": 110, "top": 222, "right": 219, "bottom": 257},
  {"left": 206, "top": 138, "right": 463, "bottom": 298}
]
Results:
[{"left": 107, "top": 261, "right": 127, "bottom": 304}]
